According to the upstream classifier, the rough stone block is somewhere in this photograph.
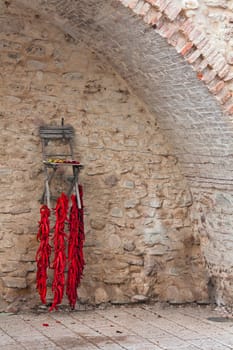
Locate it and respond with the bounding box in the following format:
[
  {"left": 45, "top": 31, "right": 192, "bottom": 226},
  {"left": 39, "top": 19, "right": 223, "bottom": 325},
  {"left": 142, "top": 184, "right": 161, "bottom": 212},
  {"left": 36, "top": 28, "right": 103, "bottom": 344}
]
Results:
[{"left": 2, "top": 277, "right": 27, "bottom": 289}]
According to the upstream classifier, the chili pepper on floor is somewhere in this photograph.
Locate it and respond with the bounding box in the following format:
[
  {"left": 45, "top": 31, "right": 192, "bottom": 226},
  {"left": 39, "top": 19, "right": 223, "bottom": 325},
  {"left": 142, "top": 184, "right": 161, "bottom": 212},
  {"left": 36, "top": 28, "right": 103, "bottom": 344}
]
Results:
[
  {"left": 50, "top": 193, "right": 68, "bottom": 311},
  {"left": 36, "top": 205, "right": 51, "bottom": 304}
]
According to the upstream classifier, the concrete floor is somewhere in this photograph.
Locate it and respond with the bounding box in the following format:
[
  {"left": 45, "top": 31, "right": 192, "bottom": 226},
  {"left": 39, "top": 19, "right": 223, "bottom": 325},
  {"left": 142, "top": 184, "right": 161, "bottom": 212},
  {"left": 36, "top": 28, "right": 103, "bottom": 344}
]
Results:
[{"left": 1, "top": 303, "right": 233, "bottom": 349}]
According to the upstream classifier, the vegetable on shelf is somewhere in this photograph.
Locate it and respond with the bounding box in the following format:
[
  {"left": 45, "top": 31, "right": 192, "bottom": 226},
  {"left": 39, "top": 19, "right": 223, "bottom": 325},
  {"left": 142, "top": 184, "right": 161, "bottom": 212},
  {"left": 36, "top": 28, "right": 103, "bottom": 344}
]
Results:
[{"left": 46, "top": 159, "right": 80, "bottom": 164}]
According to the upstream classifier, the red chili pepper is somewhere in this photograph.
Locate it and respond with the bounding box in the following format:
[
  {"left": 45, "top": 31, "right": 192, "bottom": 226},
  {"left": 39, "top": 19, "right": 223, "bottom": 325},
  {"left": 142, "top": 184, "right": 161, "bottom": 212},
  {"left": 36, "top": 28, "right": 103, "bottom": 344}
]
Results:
[
  {"left": 66, "top": 187, "right": 85, "bottom": 309},
  {"left": 50, "top": 193, "right": 68, "bottom": 311},
  {"left": 36, "top": 205, "right": 51, "bottom": 304}
]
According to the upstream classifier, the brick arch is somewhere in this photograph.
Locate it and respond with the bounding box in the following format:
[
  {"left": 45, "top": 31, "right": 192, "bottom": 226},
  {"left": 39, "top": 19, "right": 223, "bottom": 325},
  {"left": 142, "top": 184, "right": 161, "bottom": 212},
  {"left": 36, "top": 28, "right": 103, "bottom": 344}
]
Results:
[
  {"left": 8, "top": 0, "right": 233, "bottom": 306},
  {"left": 120, "top": 0, "right": 233, "bottom": 115}
]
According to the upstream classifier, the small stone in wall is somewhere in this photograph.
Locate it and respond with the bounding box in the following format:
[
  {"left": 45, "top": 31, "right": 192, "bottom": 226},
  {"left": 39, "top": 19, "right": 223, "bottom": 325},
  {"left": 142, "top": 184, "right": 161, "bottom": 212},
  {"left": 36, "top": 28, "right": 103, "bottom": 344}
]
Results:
[
  {"left": 104, "top": 174, "right": 118, "bottom": 187},
  {"left": 144, "top": 223, "right": 168, "bottom": 246},
  {"left": 1, "top": 261, "right": 18, "bottom": 273},
  {"left": 182, "top": 0, "right": 199, "bottom": 10},
  {"left": 150, "top": 198, "right": 162, "bottom": 208},
  {"left": 108, "top": 234, "right": 122, "bottom": 249},
  {"left": 2, "top": 238, "right": 14, "bottom": 248},
  {"left": 0, "top": 17, "right": 24, "bottom": 33},
  {"left": 2, "top": 277, "right": 27, "bottom": 289},
  {"left": 6, "top": 304, "right": 19, "bottom": 314},
  {"left": 165, "top": 285, "right": 194, "bottom": 303},
  {"left": 124, "top": 199, "right": 139, "bottom": 209},
  {"left": 131, "top": 294, "right": 148, "bottom": 302},
  {"left": 26, "top": 60, "right": 47, "bottom": 70},
  {"left": 110, "top": 207, "right": 123, "bottom": 218},
  {"left": 226, "top": 41, "right": 233, "bottom": 65},
  {"left": 35, "top": 71, "right": 43, "bottom": 81},
  {"left": 77, "top": 286, "right": 90, "bottom": 303},
  {"left": 0, "top": 1, "right": 6, "bottom": 15},
  {"left": 141, "top": 207, "right": 155, "bottom": 218},
  {"left": 204, "top": 0, "right": 228, "bottom": 9},
  {"left": 185, "top": 10, "right": 197, "bottom": 17},
  {"left": 127, "top": 256, "right": 144, "bottom": 266},
  {"left": 123, "top": 241, "right": 135, "bottom": 252},
  {"left": 127, "top": 209, "right": 141, "bottom": 218},
  {"left": 94, "top": 288, "right": 109, "bottom": 304},
  {"left": 62, "top": 72, "right": 83, "bottom": 80},
  {"left": 144, "top": 255, "right": 159, "bottom": 276},
  {"left": 25, "top": 43, "right": 46, "bottom": 57},
  {"left": 147, "top": 245, "right": 167, "bottom": 256},
  {"left": 122, "top": 180, "right": 135, "bottom": 189},
  {"left": 90, "top": 218, "right": 105, "bottom": 230}
]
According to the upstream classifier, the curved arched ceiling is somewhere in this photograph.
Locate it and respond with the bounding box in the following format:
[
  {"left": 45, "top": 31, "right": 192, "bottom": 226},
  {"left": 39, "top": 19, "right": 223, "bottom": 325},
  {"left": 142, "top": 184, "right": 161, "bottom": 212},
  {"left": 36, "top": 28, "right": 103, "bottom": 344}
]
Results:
[{"left": 9, "top": 0, "right": 233, "bottom": 191}]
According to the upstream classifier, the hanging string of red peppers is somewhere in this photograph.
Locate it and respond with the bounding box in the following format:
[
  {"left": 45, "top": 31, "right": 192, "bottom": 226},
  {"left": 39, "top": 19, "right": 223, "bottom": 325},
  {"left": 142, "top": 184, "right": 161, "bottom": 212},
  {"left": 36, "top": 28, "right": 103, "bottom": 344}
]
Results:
[
  {"left": 66, "top": 187, "right": 85, "bottom": 309},
  {"left": 36, "top": 205, "right": 51, "bottom": 305},
  {"left": 36, "top": 189, "right": 85, "bottom": 310}
]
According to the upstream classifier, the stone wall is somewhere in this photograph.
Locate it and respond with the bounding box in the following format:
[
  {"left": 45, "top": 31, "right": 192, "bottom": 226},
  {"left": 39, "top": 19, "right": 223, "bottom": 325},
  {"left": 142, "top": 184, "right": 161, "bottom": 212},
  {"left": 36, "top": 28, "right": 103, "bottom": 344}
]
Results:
[
  {"left": 117, "top": 0, "right": 233, "bottom": 308},
  {"left": 3, "top": 0, "right": 233, "bottom": 309},
  {"left": 0, "top": 5, "right": 208, "bottom": 311},
  {"left": 30, "top": 0, "right": 233, "bottom": 307}
]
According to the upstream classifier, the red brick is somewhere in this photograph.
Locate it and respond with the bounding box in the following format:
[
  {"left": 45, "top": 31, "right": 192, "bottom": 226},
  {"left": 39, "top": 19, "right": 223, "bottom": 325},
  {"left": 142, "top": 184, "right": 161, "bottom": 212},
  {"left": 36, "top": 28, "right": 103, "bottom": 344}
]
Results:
[
  {"left": 201, "top": 44, "right": 216, "bottom": 59},
  {"left": 226, "top": 103, "right": 233, "bottom": 115},
  {"left": 212, "top": 55, "right": 225, "bottom": 72},
  {"left": 188, "top": 28, "right": 202, "bottom": 42},
  {"left": 181, "top": 19, "right": 195, "bottom": 36},
  {"left": 167, "top": 31, "right": 180, "bottom": 46},
  {"left": 120, "top": 0, "right": 132, "bottom": 6},
  {"left": 144, "top": 7, "right": 162, "bottom": 25},
  {"left": 128, "top": 0, "right": 140, "bottom": 9},
  {"left": 196, "top": 38, "right": 209, "bottom": 50},
  {"left": 155, "top": 16, "right": 165, "bottom": 30},
  {"left": 218, "top": 65, "right": 230, "bottom": 79},
  {"left": 175, "top": 36, "right": 187, "bottom": 53},
  {"left": 223, "top": 71, "right": 233, "bottom": 82},
  {"left": 196, "top": 59, "right": 209, "bottom": 72},
  {"left": 158, "top": 22, "right": 178, "bottom": 39},
  {"left": 153, "top": 0, "right": 171, "bottom": 12},
  {"left": 216, "top": 89, "right": 232, "bottom": 105},
  {"left": 202, "top": 69, "right": 217, "bottom": 84},
  {"left": 139, "top": 2, "right": 151, "bottom": 16},
  {"left": 180, "top": 42, "right": 193, "bottom": 56},
  {"left": 164, "top": 2, "right": 181, "bottom": 21},
  {"left": 206, "top": 49, "right": 219, "bottom": 64},
  {"left": 145, "top": 0, "right": 157, "bottom": 5},
  {"left": 208, "top": 80, "right": 225, "bottom": 95},
  {"left": 192, "top": 32, "right": 206, "bottom": 46},
  {"left": 186, "top": 49, "right": 201, "bottom": 64},
  {"left": 134, "top": 0, "right": 148, "bottom": 14}
]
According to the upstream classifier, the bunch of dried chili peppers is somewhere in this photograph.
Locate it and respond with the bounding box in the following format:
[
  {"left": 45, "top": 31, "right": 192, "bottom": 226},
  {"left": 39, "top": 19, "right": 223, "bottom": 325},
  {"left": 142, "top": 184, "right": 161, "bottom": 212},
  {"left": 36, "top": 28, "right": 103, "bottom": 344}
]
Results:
[
  {"left": 35, "top": 190, "right": 85, "bottom": 310},
  {"left": 66, "top": 187, "right": 85, "bottom": 309},
  {"left": 36, "top": 205, "right": 51, "bottom": 305}
]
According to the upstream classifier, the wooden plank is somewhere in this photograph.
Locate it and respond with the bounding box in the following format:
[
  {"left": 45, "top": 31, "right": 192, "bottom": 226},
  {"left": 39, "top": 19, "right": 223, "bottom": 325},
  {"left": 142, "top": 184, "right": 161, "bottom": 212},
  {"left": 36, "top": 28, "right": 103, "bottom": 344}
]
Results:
[
  {"left": 39, "top": 126, "right": 74, "bottom": 139},
  {"left": 40, "top": 134, "right": 73, "bottom": 139},
  {"left": 40, "top": 130, "right": 73, "bottom": 134}
]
